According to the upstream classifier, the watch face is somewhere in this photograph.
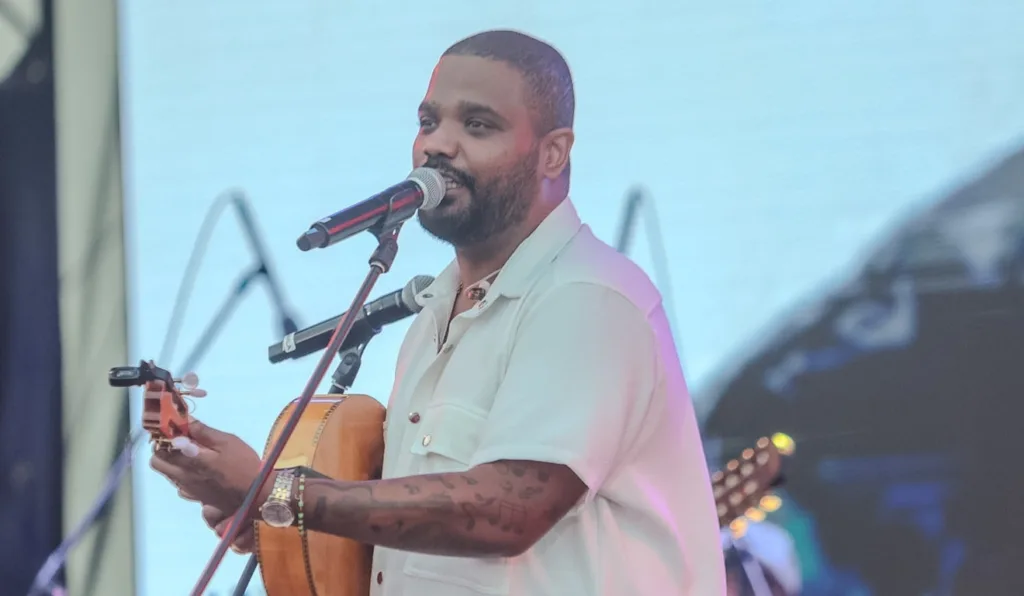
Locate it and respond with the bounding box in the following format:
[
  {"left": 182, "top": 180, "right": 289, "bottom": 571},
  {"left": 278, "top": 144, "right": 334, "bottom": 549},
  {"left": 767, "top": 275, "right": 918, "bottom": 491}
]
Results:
[{"left": 261, "top": 501, "right": 295, "bottom": 528}]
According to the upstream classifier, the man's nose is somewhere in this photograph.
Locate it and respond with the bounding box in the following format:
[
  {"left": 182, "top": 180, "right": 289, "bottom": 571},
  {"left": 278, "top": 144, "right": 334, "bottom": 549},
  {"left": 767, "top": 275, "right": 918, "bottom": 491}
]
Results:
[{"left": 418, "top": 126, "right": 459, "bottom": 161}]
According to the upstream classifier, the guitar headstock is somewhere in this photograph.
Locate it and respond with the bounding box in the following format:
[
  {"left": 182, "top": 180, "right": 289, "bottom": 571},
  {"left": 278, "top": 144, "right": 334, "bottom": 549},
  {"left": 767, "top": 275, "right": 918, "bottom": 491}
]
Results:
[
  {"left": 713, "top": 432, "right": 794, "bottom": 537},
  {"left": 108, "top": 360, "right": 206, "bottom": 451}
]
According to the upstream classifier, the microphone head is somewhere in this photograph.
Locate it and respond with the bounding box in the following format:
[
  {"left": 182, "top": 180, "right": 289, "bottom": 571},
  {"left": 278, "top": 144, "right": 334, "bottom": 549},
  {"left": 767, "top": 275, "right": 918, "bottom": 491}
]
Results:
[
  {"left": 407, "top": 168, "right": 446, "bottom": 210},
  {"left": 401, "top": 274, "right": 435, "bottom": 312}
]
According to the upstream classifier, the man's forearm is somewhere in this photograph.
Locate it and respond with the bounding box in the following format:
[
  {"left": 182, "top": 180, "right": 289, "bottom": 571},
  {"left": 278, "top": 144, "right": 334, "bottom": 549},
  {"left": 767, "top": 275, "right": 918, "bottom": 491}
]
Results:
[{"left": 292, "top": 460, "right": 576, "bottom": 558}]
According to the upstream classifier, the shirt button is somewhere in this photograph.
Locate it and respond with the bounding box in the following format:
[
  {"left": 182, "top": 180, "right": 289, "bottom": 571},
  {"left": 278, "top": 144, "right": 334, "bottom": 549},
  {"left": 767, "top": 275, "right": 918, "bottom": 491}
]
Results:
[
  {"left": 376, "top": 571, "right": 383, "bottom": 584},
  {"left": 408, "top": 412, "right": 420, "bottom": 423},
  {"left": 422, "top": 434, "right": 432, "bottom": 446}
]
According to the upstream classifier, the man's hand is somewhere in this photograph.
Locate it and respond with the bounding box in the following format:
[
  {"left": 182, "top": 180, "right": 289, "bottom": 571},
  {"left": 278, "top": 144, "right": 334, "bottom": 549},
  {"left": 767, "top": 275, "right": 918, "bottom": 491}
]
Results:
[
  {"left": 202, "top": 504, "right": 256, "bottom": 554},
  {"left": 149, "top": 419, "right": 264, "bottom": 515}
]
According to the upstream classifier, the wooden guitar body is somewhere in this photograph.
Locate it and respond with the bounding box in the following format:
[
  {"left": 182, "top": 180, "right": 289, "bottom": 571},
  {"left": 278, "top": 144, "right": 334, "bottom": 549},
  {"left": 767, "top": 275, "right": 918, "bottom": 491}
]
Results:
[{"left": 255, "top": 394, "right": 386, "bottom": 596}]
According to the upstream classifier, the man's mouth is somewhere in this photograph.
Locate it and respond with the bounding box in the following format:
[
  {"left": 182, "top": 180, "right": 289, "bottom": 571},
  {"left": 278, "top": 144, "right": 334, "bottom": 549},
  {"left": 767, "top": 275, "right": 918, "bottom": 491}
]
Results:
[{"left": 442, "top": 173, "right": 464, "bottom": 191}]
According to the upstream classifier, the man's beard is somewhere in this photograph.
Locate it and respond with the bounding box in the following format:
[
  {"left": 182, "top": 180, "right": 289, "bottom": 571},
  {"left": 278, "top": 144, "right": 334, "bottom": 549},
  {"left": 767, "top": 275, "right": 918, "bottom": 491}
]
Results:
[{"left": 417, "top": 150, "right": 537, "bottom": 248}]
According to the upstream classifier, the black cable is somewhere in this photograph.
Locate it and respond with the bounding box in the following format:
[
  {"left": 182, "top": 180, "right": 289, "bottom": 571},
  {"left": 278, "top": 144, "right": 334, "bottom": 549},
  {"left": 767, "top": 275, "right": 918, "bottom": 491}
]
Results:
[
  {"left": 159, "top": 190, "right": 239, "bottom": 366},
  {"left": 159, "top": 190, "right": 299, "bottom": 366},
  {"left": 615, "top": 187, "right": 681, "bottom": 343},
  {"left": 640, "top": 192, "right": 680, "bottom": 340}
]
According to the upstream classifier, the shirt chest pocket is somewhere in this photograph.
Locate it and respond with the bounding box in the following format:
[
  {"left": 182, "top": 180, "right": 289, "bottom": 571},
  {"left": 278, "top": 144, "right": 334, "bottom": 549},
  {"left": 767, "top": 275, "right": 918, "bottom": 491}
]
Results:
[
  {"left": 408, "top": 402, "right": 488, "bottom": 474},
  {"left": 402, "top": 403, "right": 511, "bottom": 594}
]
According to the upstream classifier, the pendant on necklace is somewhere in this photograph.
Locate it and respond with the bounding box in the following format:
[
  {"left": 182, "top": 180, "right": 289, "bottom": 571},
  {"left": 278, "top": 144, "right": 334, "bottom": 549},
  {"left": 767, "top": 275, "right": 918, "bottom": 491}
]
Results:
[{"left": 467, "top": 284, "right": 488, "bottom": 301}]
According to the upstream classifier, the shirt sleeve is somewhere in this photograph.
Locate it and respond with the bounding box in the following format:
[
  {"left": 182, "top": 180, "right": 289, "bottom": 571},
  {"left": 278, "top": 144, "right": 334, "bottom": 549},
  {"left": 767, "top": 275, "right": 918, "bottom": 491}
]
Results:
[{"left": 468, "top": 281, "right": 662, "bottom": 495}]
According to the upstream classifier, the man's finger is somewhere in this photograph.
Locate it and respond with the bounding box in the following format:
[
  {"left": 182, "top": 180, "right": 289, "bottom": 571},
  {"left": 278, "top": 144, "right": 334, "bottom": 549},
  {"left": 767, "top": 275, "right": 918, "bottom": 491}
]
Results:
[
  {"left": 152, "top": 444, "right": 217, "bottom": 476},
  {"left": 231, "top": 528, "right": 255, "bottom": 554},
  {"left": 149, "top": 453, "right": 187, "bottom": 481},
  {"left": 186, "top": 417, "right": 229, "bottom": 447},
  {"left": 170, "top": 436, "right": 200, "bottom": 457},
  {"left": 214, "top": 516, "right": 256, "bottom": 553},
  {"left": 214, "top": 516, "right": 242, "bottom": 537},
  {"left": 222, "top": 520, "right": 256, "bottom": 553},
  {"left": 202, "top": 504, "right": 228, "bottom": 530},
  {"left": 204, "top": 505, "right": 255, "bottom": 554}
]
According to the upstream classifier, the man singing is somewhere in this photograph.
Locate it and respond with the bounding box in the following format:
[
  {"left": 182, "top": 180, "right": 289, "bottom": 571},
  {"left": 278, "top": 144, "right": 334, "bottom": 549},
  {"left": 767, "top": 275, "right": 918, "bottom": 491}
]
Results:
[{"left": 151, "top": 29, "right": 725, "bottom": 595}]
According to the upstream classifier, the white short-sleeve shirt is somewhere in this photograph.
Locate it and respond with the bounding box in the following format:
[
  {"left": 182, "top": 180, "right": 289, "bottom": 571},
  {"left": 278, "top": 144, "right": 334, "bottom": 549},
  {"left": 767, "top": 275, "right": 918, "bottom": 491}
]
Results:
[{"left": 370, "top": 199, "right": 726, "bottom": 595}]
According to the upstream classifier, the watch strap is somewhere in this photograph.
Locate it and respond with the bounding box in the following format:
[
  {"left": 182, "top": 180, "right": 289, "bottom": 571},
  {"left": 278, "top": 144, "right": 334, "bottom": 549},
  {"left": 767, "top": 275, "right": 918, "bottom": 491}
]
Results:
[{"left": 263, "top": 468, "right": 297, "bottom": 512}]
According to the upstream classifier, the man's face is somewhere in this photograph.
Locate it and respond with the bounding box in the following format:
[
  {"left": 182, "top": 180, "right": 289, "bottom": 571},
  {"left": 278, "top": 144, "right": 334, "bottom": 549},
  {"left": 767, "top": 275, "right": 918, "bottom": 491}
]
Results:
[{"left": 412, "top": 55, "right": 540, "bottom": 247}]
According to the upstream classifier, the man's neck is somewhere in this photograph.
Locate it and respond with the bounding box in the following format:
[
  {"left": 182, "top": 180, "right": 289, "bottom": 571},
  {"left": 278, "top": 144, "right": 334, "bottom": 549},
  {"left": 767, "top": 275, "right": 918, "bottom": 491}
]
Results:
[
  {"left": 454, "top": 227, "right": 526, "bottom": 289},
  {"left": 454, "top": 195, "right": 564, "bottom": 289}
]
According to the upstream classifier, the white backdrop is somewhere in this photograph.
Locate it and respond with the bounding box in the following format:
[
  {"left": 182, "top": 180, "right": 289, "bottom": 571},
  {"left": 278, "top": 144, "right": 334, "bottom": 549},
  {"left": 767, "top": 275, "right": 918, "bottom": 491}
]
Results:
[{"left": 119, "top": 1, "right": 1024, "bottom": 593}]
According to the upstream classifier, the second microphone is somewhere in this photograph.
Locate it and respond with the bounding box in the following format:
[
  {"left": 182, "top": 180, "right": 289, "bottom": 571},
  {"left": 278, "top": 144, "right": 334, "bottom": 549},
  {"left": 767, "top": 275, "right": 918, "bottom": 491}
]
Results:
[{"left": 268, "top": 275, "right": 435, "bottom": 364}]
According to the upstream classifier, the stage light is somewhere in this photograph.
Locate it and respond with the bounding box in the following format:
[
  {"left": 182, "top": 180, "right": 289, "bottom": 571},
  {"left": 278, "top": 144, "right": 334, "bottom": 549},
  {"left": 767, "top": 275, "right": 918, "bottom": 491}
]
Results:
[{"left": 771, "top": 432, "right": 795, "bottom": 455}]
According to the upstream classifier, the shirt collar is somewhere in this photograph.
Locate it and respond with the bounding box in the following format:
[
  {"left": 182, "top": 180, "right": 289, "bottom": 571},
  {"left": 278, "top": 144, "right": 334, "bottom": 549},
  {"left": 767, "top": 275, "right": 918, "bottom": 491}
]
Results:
[{"left": 415, "top": 198, "right": 584, "bottom": 306}]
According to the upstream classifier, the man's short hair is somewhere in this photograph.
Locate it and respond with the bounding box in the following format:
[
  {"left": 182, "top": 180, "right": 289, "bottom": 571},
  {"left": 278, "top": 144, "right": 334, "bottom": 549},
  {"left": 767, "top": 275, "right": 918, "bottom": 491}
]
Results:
[{"left": 443, "top": 29, "right": 575, "bottom": 136}]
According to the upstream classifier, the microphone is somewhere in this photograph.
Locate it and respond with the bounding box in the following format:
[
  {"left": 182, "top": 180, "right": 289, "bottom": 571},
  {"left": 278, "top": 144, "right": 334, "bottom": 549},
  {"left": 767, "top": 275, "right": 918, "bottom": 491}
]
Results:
[
  {"left": 296, "top": 167, "right": 446, "bottom": 251},
  {"left": 268, "top": 274, "right": 435, "bottom": 363}
]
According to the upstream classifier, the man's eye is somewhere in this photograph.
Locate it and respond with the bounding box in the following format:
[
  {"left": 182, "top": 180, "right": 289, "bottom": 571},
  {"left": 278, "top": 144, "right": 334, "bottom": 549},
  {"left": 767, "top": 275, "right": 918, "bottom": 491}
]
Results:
[
  {"left": 466, "top": 119, "right": 491, "bottom": 130},
  {"left": 419, "top": 117, "right": 436, "bottom": 128}
]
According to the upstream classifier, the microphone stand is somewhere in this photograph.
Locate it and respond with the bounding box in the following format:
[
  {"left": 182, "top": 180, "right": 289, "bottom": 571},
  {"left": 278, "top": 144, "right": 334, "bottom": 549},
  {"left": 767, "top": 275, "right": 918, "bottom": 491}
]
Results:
[
  {"left": 26, "top": 432, "right": 147, "bottom": 596},
  {"left": 725, "top": 534, "right": 774, "bottom": 596},
  {"left": 179, "top": 263, "right": 287, "bottom": 375},
  {"left": 190, "top": 224, "right": 403, "bottom": 596},
  {"left": 25, "top": 217, "right": 300, "bottom": 596},
  {"left": 229, "top": 337, "right": 377, "bottom": 596}
]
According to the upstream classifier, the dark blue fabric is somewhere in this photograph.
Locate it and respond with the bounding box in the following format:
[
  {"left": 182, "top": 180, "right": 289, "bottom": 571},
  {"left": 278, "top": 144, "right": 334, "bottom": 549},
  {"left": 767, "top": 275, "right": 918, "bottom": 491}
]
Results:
[
  {"left": 701, "top": 144, "right": 1024, "bottom": 595},
  {"left": 0, "top": 2, "right": 65, "bottom": 593}
]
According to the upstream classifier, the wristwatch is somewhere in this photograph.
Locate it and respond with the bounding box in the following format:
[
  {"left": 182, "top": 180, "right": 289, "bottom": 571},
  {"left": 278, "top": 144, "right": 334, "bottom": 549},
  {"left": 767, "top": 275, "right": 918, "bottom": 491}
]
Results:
[{"left": 260, "top": 468, "right": 297, "bottom": 528}]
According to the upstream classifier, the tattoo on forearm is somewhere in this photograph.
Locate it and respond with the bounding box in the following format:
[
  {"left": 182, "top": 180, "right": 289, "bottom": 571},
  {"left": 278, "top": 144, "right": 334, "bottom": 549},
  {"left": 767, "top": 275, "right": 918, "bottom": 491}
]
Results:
[{"left": 298, "top": 459, "right": 584, "bottom": 557}]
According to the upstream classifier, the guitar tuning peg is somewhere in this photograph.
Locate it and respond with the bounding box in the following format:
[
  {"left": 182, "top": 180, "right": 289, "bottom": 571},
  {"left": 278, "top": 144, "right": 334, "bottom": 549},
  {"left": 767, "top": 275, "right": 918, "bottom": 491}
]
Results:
[
  {"left": 183, "top": 388, "right": 207, "bottom": 398},
  {"left": 771, "top": 432, "right": 795, "bottom": 455},
  {"left": 177, "top": 372, "right": 199, "bottom": 390},
  {"left": 729, "top": 518, "right": 748, "bottom": 539},
  {"left": 744, "top": 507, "right": 766, "bottom": 522},
  {"left": 759, "top": 494, "right": 782, "bottom": 512}
]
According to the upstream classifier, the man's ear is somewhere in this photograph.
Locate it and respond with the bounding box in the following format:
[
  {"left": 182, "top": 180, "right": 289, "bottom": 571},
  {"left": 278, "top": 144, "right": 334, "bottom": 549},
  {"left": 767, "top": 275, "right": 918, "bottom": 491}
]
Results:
[{"left": 539, "top": 128, "right": 574, "bottom": 180}]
